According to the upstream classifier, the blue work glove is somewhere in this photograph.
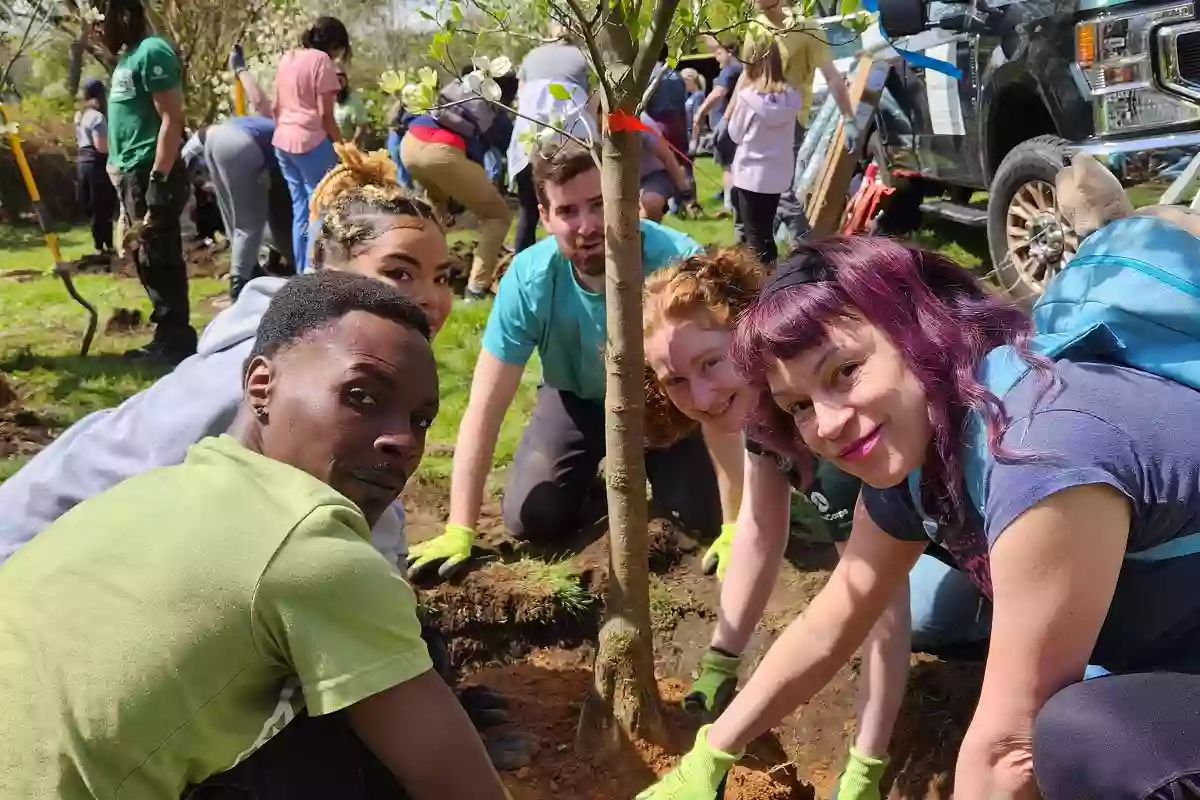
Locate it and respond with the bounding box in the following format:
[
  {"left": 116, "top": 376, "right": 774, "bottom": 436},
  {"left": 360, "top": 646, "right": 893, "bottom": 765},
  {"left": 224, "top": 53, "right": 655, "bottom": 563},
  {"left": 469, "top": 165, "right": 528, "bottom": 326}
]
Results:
[
  {"left": 831, "top": 746, "right": 889, "bottom": 800},
  {"left": 843, "top": 117, "right": 861, "bottom": 154},
  {"left": 229, "top": 43, "right": 246, "bottom": 74},
  {"left": 636, "top": 725, "right": 742, "bottom": 799}
]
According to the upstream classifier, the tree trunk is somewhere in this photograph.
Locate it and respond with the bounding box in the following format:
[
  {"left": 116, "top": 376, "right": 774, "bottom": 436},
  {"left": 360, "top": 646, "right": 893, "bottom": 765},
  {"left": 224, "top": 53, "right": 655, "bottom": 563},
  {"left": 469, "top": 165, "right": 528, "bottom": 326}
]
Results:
[{"left": 578, "top": 124, "right": 664, "bottom": 750}]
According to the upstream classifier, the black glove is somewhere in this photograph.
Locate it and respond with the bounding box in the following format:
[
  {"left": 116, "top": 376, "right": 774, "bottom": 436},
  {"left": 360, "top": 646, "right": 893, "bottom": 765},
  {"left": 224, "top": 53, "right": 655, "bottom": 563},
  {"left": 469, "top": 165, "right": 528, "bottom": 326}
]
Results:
[
  {"left": 229, "top": 43, "right": 246, "bottom": 74},
  {"left": 145, "top": 170, "right": 170, "bottom": 221}
]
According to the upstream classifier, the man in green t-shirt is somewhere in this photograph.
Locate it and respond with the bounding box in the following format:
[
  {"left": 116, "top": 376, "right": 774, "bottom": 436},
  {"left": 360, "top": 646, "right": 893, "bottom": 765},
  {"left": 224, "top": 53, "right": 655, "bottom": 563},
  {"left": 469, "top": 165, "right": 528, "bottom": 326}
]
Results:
[
  {"left": 0, "top": 272, "right": 508, "bottom": 800},
  {"left": 101, "top": 0, "right": 196, "bottom": 364}
]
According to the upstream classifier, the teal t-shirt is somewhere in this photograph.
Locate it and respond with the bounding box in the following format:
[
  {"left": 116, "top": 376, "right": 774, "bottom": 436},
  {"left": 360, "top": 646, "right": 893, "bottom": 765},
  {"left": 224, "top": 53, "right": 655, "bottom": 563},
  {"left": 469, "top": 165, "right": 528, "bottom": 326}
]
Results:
[
  {"left": 108, "top": 35, "right": 181, "bottom": 172},
  {"left": 482, "top": 220, "right": 702, "bottom": 401}
]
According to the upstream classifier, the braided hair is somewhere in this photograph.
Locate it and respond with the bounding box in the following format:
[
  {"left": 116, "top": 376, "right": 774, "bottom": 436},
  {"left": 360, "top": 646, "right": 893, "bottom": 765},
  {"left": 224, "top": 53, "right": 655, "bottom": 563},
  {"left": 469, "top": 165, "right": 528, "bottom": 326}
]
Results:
[
  {"left": 642, "top": 248, "right": 767, "bottom": 448},
  {"left": 309, "top": 143, "right": 440, "bottom": 269},
  {"left": 100, "top": 0, "right": 148, "bottom": 54}
]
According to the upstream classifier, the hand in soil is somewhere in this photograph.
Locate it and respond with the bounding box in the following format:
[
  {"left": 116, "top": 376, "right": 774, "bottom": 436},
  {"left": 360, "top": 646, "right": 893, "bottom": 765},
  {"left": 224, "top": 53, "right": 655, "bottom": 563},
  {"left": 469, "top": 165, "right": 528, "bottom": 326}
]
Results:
[
  {"left": 407, "top": 524, "right": 476, "bottom": 582},
  {"left": 682, "top": 649, "right": 740, "bottom": 723},
  {"left": 702, "top": 524, "right": 736, "bottom": 580},
  {"left": 636, "top": 724, "right": 741, "bottom": 799},
  {"left": 458, "top": 684, "right": 511, "bottom": 730}
]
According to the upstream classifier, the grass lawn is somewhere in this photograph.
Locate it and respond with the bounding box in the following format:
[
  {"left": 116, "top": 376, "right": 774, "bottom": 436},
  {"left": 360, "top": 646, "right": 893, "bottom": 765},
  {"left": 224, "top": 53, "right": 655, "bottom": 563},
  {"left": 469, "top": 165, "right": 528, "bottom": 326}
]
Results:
[{"left": 0, "top": 160, "right": 987, "bottom": 486}]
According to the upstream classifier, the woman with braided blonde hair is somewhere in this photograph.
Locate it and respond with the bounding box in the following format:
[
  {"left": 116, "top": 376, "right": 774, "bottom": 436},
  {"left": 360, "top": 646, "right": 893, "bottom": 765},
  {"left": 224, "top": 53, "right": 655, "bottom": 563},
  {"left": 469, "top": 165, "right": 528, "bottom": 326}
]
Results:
[
  {"left": 0, "top": 143, "right": 454, "bottom": 567},
  {"left": 643, "top": 247, "right": 989, "bottom": 800}
]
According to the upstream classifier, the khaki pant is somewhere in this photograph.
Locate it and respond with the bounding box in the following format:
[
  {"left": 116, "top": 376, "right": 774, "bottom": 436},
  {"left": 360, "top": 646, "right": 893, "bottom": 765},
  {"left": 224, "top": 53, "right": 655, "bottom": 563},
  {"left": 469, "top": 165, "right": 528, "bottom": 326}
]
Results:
[{"left": 401, "top": 134, "right": 511, "bottom": 292}]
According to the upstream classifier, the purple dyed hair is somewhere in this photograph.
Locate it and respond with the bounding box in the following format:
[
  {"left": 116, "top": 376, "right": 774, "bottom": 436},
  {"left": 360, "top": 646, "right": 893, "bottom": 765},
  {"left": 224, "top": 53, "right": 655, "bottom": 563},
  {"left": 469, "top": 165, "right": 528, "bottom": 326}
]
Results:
[{"left": 731, "top": 236, "right": 1040, "bottom": 526}]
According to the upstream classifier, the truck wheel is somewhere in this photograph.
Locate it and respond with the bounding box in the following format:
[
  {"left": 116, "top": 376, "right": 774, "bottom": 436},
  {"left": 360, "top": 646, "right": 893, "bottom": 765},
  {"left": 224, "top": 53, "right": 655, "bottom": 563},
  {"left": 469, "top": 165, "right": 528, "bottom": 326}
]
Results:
[{"left": 987, "top": 135, "right": 1079, "bottom": 303}]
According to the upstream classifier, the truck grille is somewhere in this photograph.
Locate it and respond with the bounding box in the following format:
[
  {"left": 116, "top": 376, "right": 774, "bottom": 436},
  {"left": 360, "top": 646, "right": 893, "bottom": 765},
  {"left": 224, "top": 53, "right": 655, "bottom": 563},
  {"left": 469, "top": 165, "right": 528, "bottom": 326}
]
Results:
[{"left": 1178, "top": 30, "right": 1200, "bottom": 83}]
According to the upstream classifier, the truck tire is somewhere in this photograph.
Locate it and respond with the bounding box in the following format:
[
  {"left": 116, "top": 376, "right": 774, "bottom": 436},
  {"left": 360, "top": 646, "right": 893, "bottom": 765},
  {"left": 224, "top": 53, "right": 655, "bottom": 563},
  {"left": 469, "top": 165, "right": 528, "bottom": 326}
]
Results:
[{"left": 987, "top": 135, "right": 1077, "bottom": 303}]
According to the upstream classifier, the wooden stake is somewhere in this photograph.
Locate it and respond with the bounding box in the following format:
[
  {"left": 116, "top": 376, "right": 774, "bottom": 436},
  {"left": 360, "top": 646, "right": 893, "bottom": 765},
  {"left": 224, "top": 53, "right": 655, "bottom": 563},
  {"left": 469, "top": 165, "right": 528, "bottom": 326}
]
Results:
[{"left": 805, "top": 55, "right": 891, "bottom": 236}]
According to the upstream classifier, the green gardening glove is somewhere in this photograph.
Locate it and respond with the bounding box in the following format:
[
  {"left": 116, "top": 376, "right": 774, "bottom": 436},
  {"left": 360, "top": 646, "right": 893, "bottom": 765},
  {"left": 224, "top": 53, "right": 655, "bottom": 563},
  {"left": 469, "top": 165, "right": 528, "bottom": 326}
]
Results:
[
  {"left": 406, "top": 524, "right": 475, "bottom": 582},
  {"left": 831, "top": 747, "right": 889, "bottom": 800},
  {"left": 701, "top": 523, "right": 737, "bottom": 580},
  {"left": 636, "top": 725, "right": 742, "bottom": 799},
  {"left": 682, "top": 648, "right": 740, "bottom": 721}
]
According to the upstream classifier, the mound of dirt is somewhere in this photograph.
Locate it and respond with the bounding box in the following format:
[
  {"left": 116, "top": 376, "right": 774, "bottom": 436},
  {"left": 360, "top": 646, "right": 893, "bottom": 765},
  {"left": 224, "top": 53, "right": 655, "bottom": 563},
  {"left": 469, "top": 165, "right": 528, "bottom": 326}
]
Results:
[
  {"left": 0, "top": 407, "right": 56, "bottom": 460},
  {"left": 471, "top": 648, "right": 801, "bottom": 800}
]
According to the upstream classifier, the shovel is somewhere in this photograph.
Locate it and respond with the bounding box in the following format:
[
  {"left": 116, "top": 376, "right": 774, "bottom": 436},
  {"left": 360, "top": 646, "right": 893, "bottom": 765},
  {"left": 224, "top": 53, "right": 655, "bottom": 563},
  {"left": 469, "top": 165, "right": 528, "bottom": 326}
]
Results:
[{"left": 0, "top": 104, "right": 98, "bottom": 356}]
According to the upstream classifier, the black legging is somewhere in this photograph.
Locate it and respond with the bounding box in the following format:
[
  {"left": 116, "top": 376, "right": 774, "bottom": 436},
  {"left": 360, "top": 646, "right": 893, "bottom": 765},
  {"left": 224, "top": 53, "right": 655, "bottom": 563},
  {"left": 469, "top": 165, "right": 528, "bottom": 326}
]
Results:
[
  {"left": 1034, "top": 671, "right": 1200, "bottom": 799},
  {"left": 733, "top": 186, "right": 781, "bottom": 267},
  {"left": 76, "top": 150, "right": 116, "bottom": 252},
  {"left": 514, "top": 165, "right": 539, "bottom": 253}
]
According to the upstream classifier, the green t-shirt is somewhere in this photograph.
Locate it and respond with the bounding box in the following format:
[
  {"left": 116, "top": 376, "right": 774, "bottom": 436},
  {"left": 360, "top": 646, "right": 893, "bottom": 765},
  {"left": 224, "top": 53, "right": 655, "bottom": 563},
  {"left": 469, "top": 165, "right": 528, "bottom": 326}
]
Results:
[
  {"left": 0, "top": 435, "right": 431, "bottom": 800},
  {"left": 108, "top": 35, "right": 181, "bottom": 172},
  {"left": 335, "top": 93, "right": 368, "bottom": 139}
]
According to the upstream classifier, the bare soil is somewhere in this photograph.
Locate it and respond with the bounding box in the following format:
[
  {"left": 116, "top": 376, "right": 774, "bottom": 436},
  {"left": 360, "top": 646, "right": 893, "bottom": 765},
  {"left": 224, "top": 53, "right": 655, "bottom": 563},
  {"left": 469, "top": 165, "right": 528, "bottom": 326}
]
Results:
[{"left": 404, "top": 481, "right": 983, "bottom": 800}]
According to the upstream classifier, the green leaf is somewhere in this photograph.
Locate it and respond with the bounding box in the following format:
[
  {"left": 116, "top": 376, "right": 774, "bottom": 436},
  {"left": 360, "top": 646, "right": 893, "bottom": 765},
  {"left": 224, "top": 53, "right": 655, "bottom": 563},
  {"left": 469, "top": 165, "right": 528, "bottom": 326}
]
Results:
[
  {"left": 419, "top": 8, "right": 436, "bottom": 21},
  {"left": 547, "top": 82, "right": 572, "bottom": 100},
  {"left": 840, "top": 0, "right": 860, "bottom": 17},
  {"left": 450, "top": 3, "right": 464, "bottom": 21}
]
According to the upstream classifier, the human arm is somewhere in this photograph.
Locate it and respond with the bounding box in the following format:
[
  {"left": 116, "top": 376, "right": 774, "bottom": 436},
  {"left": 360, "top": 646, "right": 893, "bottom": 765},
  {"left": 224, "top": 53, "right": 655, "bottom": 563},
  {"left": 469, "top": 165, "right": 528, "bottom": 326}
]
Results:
[
  {"left": 820, "top": 60, "right": 855, "bottom": 120},
  {"left": 319, "top": 90, "right": 344, "bottom": 144},
  {"left": 707, "top": 497, "right": 926, "bottom": 752},
  {"left": 709, "top": 452, "right": 791, "bottom": 653},
  {"left": 703, "top": 426, "right": 745, "bottom": 526},
  {"left": 88, "top": 112, "right": 109, "bottom": 154},
  {"left": 694, "top": 86, "right": 729, "bottom": 127},
  {"left": 239, "top": 71, "right": 275, "bottom": 119},
  {"left": 725, "top": 92, "right": 752, "bottom": 145},
  {"left": 953, "top": 484, "right": 1129, "bottom": 800},
  {"left": 645, "top": 127, "right": 690, "bottom": 192},
  {"left": 151, "top": 87, "right": 185, "bottom": 175},
  {"left": 348, "top": 670, "right": 508, "bottom": 799},
  {"left": 447, "top": 350, "right": 524, "bottom": 530}
]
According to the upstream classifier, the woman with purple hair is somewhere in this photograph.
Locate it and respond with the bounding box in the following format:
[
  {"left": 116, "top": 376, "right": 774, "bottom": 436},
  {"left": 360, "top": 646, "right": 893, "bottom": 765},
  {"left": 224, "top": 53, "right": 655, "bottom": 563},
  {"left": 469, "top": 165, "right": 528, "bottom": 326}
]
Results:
[{"left": 639, "top": 236, "right": 1200, "bottom": 800}]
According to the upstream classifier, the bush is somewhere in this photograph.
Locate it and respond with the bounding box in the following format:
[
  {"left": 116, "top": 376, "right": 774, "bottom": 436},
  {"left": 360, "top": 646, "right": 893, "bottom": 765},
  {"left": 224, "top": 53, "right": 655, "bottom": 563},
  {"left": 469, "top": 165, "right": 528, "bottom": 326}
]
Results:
[{"left": 0, "top": 95, "right": 83, "bottom": 226}]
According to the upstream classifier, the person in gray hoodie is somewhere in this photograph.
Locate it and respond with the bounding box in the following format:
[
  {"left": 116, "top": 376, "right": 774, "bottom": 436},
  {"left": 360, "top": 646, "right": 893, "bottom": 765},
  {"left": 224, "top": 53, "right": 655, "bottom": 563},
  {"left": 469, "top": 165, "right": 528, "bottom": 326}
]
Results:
[{"left": 0, "top": 146, "right": 453, "bottom": 567}]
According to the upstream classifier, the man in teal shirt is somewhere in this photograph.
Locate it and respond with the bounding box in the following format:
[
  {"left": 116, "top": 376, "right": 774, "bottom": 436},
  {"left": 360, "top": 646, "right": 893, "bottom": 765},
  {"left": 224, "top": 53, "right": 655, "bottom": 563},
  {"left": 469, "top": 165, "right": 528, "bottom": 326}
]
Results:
[
  {"left": 102, "top": 0, "right": 195, "bottom": 364},
  {"left": 409, "top": 141, "right": 722, "bottom": 581}
]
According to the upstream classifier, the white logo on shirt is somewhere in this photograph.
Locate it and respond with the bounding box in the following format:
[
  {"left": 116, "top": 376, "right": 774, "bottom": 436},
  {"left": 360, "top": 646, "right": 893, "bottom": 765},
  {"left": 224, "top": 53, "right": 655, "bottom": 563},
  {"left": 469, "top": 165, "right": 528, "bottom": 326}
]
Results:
[
  {"left": 809, "top": 491, "right": 830, "bottom": 514},
  {"left": 152, "top": 65, "right": 164, "bottom": 77},
  {"left": 110, "top": 66, "right": 135, "bottom": 101}
]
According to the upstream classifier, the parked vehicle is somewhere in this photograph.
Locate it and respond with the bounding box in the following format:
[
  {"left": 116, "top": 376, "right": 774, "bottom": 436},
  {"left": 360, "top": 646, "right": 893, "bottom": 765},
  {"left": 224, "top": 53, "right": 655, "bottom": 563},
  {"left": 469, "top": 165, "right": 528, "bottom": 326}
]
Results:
[{"left": 870, "top": 0, "right": 1200, "bottom": 299}]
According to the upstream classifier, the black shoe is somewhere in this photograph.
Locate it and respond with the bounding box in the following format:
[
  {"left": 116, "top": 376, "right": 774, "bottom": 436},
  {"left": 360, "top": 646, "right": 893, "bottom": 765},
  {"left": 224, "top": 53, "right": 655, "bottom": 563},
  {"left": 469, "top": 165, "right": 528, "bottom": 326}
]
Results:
[
  {"left": 230, "top": 275, "right": 250, "bottom": 303},
  {"left": 464, "top": 287, "right": 490, "bottom": 303},
  {"left": 123, "top": 340, "right": 165, "bottom": 361},
  {"left": 124, "top": 328, "right": 198, "bottom": 367}
]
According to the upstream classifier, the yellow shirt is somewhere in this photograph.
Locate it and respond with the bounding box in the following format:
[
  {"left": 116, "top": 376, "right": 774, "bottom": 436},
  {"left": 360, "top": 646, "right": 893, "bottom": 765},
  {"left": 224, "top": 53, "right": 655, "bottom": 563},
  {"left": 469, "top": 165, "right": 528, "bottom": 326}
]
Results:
[{"left": 744, "top": 12, "right": 833, "bottom": 121}]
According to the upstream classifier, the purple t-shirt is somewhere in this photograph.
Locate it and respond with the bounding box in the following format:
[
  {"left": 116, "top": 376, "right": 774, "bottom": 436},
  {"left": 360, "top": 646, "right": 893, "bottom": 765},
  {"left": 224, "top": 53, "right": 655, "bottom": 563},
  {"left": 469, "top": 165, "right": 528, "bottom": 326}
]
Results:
[{"left": 864, "top": 359, "right": 1200, "bottom": 672}]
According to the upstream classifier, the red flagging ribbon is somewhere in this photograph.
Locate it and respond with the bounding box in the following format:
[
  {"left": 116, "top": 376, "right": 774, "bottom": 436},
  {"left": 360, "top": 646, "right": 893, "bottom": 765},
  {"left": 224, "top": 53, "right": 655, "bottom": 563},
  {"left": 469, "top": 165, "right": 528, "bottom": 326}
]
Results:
[{"left": 606, "top": 109, "right": 692, "bottom": 165}]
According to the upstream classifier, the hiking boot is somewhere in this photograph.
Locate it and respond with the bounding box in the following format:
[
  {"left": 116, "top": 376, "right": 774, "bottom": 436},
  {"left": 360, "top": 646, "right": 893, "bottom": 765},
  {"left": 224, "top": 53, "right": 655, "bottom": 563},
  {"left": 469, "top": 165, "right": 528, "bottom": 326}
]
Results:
[{"left": 464, "top": 287, "right": 490, "bottom": 304}]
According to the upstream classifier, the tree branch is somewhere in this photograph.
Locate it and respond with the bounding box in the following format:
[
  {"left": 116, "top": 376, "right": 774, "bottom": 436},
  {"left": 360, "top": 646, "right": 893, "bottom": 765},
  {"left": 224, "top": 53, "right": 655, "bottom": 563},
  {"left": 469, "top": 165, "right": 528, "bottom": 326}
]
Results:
[
  {"left": 628, "top": 0, "right": 681, "bottom": 101},
  {"left": 562, "top": 0, "right": 613, "bottom": 99}
]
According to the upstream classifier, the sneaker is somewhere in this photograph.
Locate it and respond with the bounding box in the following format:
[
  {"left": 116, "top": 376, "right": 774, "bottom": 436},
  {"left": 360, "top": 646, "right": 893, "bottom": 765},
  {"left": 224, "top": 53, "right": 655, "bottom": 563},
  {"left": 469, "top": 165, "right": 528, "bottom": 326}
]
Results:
[{"left": 463, "top": 287, "right": 490, "bottom": 304}]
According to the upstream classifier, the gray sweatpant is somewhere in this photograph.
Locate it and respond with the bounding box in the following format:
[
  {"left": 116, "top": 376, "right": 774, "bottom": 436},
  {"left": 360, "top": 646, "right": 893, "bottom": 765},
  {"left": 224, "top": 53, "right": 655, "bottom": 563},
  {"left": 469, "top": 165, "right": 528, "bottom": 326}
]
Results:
[
  {"left": 502, "top": 387, "right": 723, "bottom": 541},
  {"left": 204, "top": 123, "right": 294, "bottom": 281}
]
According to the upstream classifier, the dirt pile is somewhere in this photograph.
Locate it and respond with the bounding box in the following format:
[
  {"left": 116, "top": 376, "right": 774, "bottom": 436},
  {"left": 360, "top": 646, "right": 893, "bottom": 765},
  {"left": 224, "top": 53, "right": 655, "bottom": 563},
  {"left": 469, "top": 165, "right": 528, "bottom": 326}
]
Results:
[{"left": 471, "top": 649, "right": 801, "bottom": 800}]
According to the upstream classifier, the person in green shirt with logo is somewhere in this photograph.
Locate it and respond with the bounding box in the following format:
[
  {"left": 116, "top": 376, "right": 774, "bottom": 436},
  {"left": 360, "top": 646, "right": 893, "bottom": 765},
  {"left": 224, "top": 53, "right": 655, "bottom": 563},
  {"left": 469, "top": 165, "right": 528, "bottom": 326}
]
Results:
[
  {"left": 0, "top": 271, "right": 509, "bottom": 800},
  {"left": 99, "top": 0, "right": 196, "bottom": 364}
]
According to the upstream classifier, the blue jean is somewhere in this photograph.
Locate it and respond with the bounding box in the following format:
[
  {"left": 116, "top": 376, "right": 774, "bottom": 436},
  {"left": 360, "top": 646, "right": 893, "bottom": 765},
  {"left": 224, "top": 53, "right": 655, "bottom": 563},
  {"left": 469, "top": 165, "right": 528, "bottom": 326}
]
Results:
[
  {"left": 274, "top": 139, "right": 338, "bottom": 273},
  {"left": 386, "top": 130, "right": 413, "bottom": 190},
  {"left": 483, "top": 147, "right": 503, "bottom": 186},
  {"left": 908, "top": 553, "right": 991, "bottom": 651}
]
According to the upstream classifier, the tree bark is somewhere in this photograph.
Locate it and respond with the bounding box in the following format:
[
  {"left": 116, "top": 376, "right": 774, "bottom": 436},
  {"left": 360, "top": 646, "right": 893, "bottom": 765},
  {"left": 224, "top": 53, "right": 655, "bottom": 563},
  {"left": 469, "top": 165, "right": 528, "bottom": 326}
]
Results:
[{"left": 578, "top": 125, "right": 664, "bottom": 749}]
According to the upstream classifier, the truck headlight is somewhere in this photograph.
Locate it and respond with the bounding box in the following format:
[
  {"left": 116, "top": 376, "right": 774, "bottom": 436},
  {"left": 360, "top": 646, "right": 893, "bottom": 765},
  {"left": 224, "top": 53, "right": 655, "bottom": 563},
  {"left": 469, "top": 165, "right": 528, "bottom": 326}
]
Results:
[{"left": 1076, "top": 3, "right": 1200, "bottom": 135}]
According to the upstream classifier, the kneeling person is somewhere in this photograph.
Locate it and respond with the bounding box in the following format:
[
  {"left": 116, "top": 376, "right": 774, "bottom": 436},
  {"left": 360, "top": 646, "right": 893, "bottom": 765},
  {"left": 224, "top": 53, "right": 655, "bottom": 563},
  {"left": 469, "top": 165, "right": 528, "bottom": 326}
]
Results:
[
  {"left": 409, "top": 141, "right": 722, "bottom": 580},
  {"left": 0, "top": 272, "right": 507, "bottom": 800}
]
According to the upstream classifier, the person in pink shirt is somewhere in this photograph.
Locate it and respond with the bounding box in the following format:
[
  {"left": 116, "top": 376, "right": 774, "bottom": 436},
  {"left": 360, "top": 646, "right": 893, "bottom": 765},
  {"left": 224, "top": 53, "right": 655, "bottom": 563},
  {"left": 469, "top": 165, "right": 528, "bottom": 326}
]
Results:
[
  {"left": 726, "top": 40, "right": 802, "bottom": 267},
  {"left": 272, "top": 16, "right": 350, "bottom": 272}
]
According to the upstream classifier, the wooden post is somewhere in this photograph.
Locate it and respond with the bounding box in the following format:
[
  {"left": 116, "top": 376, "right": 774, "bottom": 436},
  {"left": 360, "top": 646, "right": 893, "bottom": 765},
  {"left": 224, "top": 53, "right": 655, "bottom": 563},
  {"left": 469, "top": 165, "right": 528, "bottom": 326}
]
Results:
[{"left": 805, "top": 55, "right": 891, "bottom": 236}]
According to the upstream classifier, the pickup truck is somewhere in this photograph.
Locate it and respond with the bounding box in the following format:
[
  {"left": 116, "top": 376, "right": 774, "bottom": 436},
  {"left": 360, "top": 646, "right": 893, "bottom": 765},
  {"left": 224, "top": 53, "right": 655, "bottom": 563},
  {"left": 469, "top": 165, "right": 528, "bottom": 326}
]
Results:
[{"left": 870, "top": 0, "right": 1200, "bottom": 299}]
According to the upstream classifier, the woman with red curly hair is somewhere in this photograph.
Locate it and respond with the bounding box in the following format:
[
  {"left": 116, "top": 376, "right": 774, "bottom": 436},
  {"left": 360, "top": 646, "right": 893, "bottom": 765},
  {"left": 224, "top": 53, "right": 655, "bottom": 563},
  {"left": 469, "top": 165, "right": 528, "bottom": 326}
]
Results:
[
  {"left": 641, "top": 236, "right": 1200, "bottom": 800},
  {"left": 642, "top": 248, "right": 988, "bottom": 800}
]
